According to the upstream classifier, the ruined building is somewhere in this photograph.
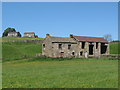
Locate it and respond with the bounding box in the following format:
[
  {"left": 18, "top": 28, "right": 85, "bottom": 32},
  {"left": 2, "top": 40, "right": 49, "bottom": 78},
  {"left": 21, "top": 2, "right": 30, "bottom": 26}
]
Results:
[{"left": 42, "top": 34, "right": 109, "bottom": 58}]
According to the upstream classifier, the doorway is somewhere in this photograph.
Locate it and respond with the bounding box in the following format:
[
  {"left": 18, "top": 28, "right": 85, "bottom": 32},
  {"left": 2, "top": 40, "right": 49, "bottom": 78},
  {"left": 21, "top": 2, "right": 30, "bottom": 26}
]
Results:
[
  {"left": 60, "top": 52, "right": 64, "bottom": 57},
  {"left": 89, "top": 45, "right": 94, "bottom": 55},
  {"left": 101, "top": 43, "right": 107, "bottom": 54}
]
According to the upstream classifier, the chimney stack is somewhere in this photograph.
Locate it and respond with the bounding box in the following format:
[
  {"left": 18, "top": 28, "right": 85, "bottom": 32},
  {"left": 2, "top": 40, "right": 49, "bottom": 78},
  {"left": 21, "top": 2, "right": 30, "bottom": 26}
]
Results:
[
  {"left": 70, "top": 34, "right": 73, "bottom": 38},
  {"left": 46, "top": 34, "right": 50, "bottom": 38}
]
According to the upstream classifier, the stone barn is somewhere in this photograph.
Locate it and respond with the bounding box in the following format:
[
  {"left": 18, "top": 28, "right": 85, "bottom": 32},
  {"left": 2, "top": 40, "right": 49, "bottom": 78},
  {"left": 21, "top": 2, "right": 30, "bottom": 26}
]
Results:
[
  {"left": 7, "top": 32, "right": 21, "bottom": 37},
  {"left": 24, "top": 32, "right": 35, "bottom": 37},
  {"left": 42, "top": 34, "right": 109, "bottom": 58}
]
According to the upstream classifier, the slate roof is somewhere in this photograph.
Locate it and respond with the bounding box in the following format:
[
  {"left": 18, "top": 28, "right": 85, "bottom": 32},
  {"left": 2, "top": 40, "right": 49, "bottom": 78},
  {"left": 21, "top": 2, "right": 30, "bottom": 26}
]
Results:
[
  {"left": 73, "top": 36, "right": 108, "bottom": 43},
  {"left": 49, "top": 36, "right": 76, "bottom": 43},
  {"left": 24, "top": 32, "right": 35, "bottom": 34}
]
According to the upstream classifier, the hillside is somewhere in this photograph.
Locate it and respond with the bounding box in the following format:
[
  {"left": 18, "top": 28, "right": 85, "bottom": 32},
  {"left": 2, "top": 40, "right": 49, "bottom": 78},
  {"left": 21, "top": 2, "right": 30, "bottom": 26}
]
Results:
[
  {"left": 2, "top": 42, "right": 42, "bottom": 61},
  {"left": 1, "top": 37, "right": 120, "bottom": 61},
  {"left": 110, "top": 42, "right": 120, "bottom": 54}
]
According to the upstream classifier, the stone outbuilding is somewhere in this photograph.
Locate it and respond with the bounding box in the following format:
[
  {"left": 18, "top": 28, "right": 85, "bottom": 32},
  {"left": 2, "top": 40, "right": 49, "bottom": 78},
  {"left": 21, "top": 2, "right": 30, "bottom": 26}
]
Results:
[
  {"left": 24, "top": 32, "right": 35, "bottom": 37},
  {"left": 42, "top": 34, "right": 109, "bottom": 58},
  {"left": 7, "top": 32, "right": 21, "bottom": 37}
]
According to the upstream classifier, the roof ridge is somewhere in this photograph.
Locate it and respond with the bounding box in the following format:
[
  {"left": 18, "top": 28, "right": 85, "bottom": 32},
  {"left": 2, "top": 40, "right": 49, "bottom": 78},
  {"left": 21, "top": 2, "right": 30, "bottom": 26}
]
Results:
[
  {"left": 73, "top": 35, "right": 108, "bottom": 42},
  {"left": 74, "top": 35, "right": 104, "bottom": 38},
  {"left": 51, "top": 36, "right": 70, "bottom": 38}
]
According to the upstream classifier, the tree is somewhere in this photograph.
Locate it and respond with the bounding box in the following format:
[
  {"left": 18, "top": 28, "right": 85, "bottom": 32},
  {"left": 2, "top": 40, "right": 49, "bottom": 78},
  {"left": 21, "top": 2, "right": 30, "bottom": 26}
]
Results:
[
  {"left": 103, "top": 34, "right": 112, "bottom": 42},
  {"left": 18, "top": 32, "right": 22, "bottom": 37},
  {"left": 2, "top": 27, "right": 16, "bottom": 37}
]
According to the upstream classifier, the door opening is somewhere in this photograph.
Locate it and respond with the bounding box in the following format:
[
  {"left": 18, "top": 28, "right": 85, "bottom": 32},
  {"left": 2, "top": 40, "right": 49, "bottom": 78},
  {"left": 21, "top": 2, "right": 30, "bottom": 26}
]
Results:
[
  {"left": 60, "top": 52, "right": 64, "bottom": 57},
  {"left": 101, "top": 43, "right": 107, "bottom": 54},
  {"left": 89, "top": 45, "right": 94, "bottom": 55}
]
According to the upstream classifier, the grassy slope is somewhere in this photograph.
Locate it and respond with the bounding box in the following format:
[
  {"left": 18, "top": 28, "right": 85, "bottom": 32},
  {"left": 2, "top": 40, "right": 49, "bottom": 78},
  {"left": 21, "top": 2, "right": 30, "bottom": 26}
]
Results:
[
  {"left": 2, "top": 41, "right": 120, "bottom": 61},
  {"left": 2, "top": 42, "right": 42, "bottom": 61},
  {"left": 110, "top": 42, "right": 120, "bottom": 54},
  {"left": 0, "top": 38, "right": 2, "bottom": 59},
  {"left": 2, "top": 59, "right": 118, "bottom": 88}
]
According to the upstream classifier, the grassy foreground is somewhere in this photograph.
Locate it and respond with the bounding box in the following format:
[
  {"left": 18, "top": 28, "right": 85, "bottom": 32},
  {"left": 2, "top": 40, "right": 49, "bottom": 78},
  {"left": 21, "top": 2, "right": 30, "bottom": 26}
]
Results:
[{"left": 2, "top": 58, "right": 118, "bottom": 88}]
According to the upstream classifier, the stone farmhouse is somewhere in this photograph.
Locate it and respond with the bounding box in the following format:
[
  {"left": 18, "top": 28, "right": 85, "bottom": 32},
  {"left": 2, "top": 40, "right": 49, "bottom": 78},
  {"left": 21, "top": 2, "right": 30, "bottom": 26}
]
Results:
[
  {"left": 42, "top": 34, "right": 109, "bottom": 58},
  {"left": 24, "top": 32, "right": 35, "bottom": 37},
  {"left": 7, "top": 32, "right": 21, "bottom": 37}
]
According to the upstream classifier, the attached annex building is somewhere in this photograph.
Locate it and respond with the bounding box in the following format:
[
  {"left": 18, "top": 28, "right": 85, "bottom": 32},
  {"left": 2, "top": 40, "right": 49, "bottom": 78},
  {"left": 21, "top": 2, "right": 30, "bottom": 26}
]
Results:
[{"left": 42, "top": 34, "right": 109, "bottom": 58}]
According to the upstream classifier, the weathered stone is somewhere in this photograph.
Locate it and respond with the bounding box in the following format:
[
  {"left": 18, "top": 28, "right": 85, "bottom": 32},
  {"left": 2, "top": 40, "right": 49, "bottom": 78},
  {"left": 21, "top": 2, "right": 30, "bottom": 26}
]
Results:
[{"left": 42, "top": 34, "right": 109, "bottom": 58}]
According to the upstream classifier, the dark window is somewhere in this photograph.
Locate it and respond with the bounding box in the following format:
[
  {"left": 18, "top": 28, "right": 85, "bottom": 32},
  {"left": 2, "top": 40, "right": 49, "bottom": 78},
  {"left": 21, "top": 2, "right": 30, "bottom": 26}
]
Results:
[
  {"left": 43, "top": 44, "right": 45, "bottom": 48},
  {"left": 72, "top": 52, "right": 75, "bottom": 55},
  {"left": 80, "top": 51, "right": 83, "bottom": 56},
  {"left": 58, "top": 44, "right": 62, "bottom": 49},
  {"left": 82, "top": 42, "right": 85, "bottom": 49},
  {"left": 96, "top": 42, "right": 98, "bottom": 49},
  {"left": 101, "top": 43, "right": 107, "bottom": 54},
  {"left": 68, "top": 44, "right": 71, "bottom": 49}
]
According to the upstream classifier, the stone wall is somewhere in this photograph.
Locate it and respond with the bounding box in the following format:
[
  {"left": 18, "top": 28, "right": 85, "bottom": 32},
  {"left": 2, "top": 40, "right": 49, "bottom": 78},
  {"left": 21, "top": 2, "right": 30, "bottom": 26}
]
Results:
[
  {"left": 42, "top": 36, "right": 109, "bottom": 58},
  {"left": 101, "top": 54, "right": 120, "bottom": 59},
  {"left": 4, "top": 40, "right": 43, "bottom": 43}
]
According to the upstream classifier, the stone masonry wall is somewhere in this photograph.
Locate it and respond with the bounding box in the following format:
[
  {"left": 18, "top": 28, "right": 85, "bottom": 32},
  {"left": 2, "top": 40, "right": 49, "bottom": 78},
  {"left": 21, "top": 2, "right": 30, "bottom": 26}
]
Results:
[{"left": 42, "top": 37, "right": 109, "bottom": 58}]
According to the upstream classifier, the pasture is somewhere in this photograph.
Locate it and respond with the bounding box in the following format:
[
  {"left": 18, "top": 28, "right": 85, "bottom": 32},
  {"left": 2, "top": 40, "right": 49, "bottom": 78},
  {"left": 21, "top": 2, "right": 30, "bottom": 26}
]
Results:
[
  {"left": 2, "top": 42, "right": 42, "bottom": 61},
  {"left": 2, "top": 41, "right": 120, "bottom": 62},
  {"left": 2, "top": 58, "right": 118, "bottom": 88},
  {"left": 110, "top": 42, "right": 120, "bottom": 54},
  {"left": 1, "top": 38, "right": 119, "bottom": 88}
]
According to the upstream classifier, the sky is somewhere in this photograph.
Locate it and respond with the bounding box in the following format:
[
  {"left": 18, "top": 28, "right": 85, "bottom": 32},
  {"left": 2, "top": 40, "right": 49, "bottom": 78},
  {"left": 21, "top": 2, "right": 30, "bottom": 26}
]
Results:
[{"left": 2, "top": 2, "right": 118, "bottom": 40}]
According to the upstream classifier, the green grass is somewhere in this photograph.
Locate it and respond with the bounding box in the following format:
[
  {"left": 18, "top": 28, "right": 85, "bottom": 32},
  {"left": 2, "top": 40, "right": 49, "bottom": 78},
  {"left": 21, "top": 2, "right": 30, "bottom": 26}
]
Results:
[
  {"left": 2, "top": 42, "right": 42, "bottom": 61},
  {"left": 110, "top": 42, "right": 120, "bottom": 54},
  {"left": 2, "top": 38, "right": 119, "bottom": 88},
  {"left": 2, "top": 58, "right": 118, "bottom": 88},
  {"left": 0, "top": 37, "right": 2, "bottom": 59}
]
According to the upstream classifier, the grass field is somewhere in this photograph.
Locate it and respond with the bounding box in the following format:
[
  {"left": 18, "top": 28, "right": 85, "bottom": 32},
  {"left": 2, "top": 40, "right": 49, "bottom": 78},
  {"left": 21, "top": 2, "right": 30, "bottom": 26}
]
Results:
[
  {"left": 2, "top": 41, "right": 120, "bottom": 61},
  {"left": 110, "top": 42, "right": 120, "bottom": 54},
  {"left": 2, "top": 42, "right": 42, "bottom": 61},
  {"left": 1, "top": 38, "right": 119, "bottom": 88},
  {"left": 2, "top": 58, "right": 118, "bottom": 88}
]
